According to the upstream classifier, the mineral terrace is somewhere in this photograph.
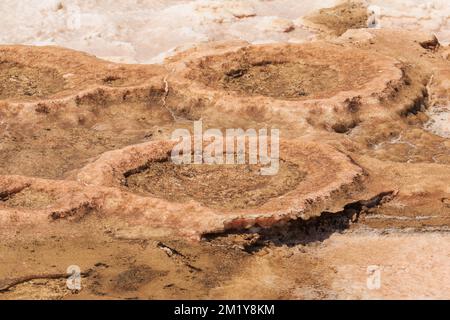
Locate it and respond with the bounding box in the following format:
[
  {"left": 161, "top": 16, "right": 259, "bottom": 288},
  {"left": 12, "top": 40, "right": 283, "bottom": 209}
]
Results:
[{"left": 0, "top": 17, "right": 449, "bottom": 298}]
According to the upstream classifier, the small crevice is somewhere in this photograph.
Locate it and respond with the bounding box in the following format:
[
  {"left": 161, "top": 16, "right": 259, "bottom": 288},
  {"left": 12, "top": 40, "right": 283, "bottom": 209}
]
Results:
[
  {"left": 400, "top": 88, "right": 429, "bottom": 117},
  {"left": 203, "top": 191, "right": 396, "bottom": 253},
  {"left": 49, "top": 201, "right": 98, "bottom": 221},
  {"left": 156, "top": 241, "right": 202, "bottom": 272},
  {"left": 0, "top": 269, "right": 93, "bottom": 293}
]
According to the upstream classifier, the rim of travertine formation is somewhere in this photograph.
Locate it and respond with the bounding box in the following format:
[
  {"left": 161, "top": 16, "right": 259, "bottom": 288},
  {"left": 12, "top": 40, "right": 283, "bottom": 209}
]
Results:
[{"left": 69, "top": 138, "right": 365, "bottom": 236}]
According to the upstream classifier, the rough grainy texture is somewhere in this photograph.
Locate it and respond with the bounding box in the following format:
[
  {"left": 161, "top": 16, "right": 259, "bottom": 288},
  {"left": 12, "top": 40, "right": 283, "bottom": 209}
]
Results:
[
  {"left": 304, "top": 1, "right": 369, "bottom": 37},
  {"left": 0, "top": 16, "right": 449, "bottom": 299},
  {"left": 69, "top": 138, "right": 365, "bottom": 234},
  {"left": 124, "top": 161, "right": 305, "bottom": 210}
]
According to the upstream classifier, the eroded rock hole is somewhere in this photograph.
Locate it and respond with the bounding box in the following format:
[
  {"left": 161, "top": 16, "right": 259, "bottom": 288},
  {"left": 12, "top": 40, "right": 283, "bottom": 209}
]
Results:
[
  {"left": 123, "top": 160, "right": 306, "bottom": 209},
  {"left": 221, "top": 61, "right": 339, "bottom": 99}
]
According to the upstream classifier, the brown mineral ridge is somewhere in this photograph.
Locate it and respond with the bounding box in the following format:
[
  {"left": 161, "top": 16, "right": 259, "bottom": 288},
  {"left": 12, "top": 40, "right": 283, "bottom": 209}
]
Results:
[
  {"left": 303, "top": 0, "right": 369, "bottom": 37},
  {"left": 0, "top": 26, "right": 449, "bottom": 299}
]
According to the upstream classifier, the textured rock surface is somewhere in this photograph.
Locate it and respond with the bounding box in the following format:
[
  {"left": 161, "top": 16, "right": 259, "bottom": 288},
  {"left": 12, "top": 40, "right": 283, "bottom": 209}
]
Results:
[
  {"left": 0, "top": 11, "right": 449, "bottom": 299},
  {"left": 73, "top": 139, "right": 365, "bottom": 232}
]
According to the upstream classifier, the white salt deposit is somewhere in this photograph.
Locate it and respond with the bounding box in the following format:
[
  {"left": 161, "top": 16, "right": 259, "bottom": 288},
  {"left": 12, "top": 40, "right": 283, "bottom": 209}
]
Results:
[
  {"left": 425, "top": 105, "right": 450, "bottom": 138},
  {"left": 0, "top": 0, "right": 339, "bottom": 63},
  {"left": 0, "top": 1, "right": 448, "bottom": 63}
]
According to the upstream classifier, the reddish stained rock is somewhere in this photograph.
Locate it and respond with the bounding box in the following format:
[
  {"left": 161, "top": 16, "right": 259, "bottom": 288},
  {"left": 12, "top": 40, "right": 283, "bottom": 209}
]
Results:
[
  {"left": 0, "top": 31, "right": 448, "bottom": 240},
  {"left": 0, "top": 45, "right": 165, "bottom": 103},
  {"left": 84, "top": 138, "right": 364, "bottom": 205},
  {"left": 1, "top": 138, "right": 365, "bottom": 239}
]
